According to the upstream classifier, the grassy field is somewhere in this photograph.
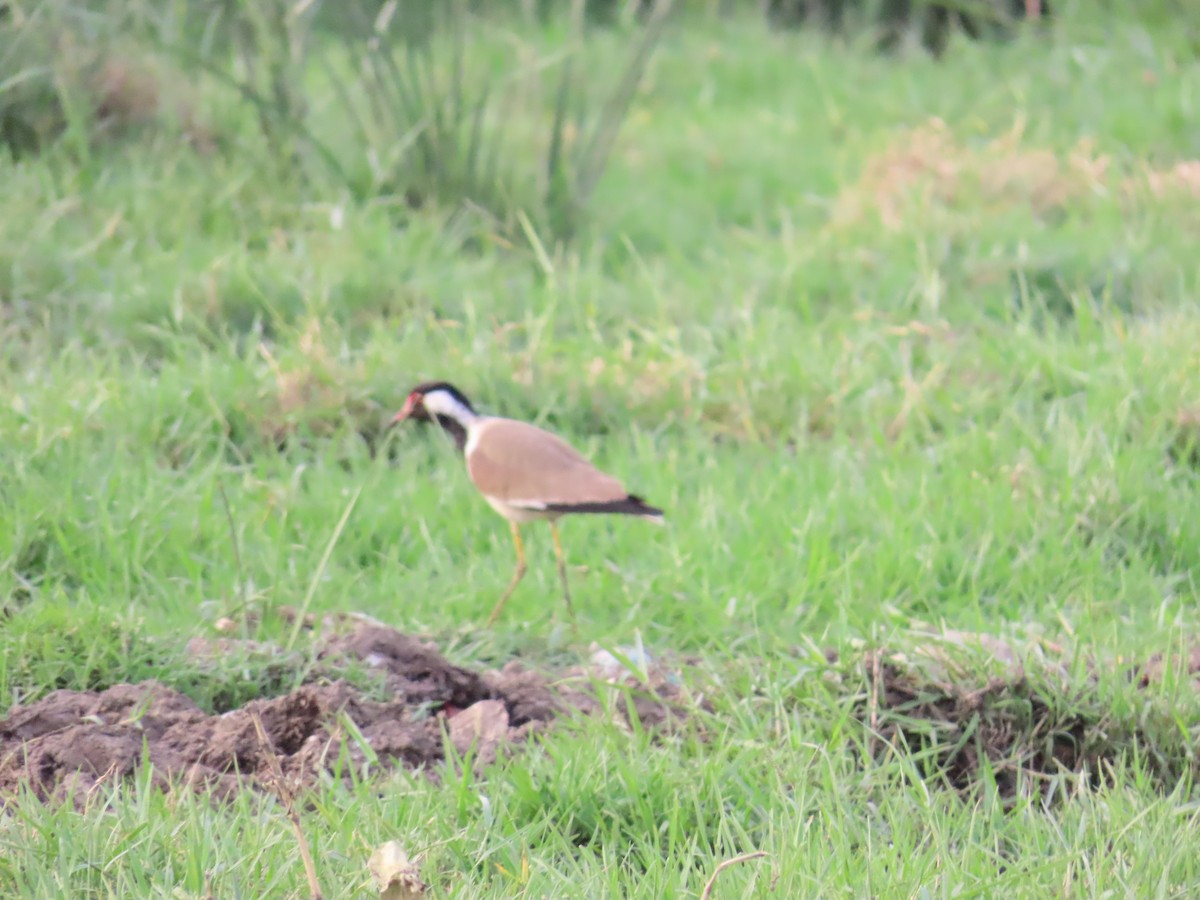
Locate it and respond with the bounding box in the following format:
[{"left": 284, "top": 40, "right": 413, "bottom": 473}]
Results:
[{"left": 3, "top": 1, "right": 1200, "bottom": 896}]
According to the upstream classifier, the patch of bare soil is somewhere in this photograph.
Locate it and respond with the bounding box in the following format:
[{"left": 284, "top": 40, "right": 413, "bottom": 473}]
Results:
[{"left": 0, "top": 624, "right": 693, "bottom": 807}]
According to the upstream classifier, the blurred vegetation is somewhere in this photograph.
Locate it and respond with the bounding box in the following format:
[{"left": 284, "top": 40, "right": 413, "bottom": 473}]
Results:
[{"left": 1, "top": 0, "right": 1059, "bottom": 246}]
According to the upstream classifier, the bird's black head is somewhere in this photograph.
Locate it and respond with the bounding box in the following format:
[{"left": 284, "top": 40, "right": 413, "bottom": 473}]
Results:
[
  {"left": 392, "top": 382, "right": 476, "bottom": 424},
  {"left": 391, "top": 381, "right": 478, "bottom": 451}
]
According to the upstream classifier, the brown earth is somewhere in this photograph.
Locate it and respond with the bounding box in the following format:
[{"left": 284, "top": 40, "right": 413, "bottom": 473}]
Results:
[
  {"left": 0, "top": 623, "right": 693, "bottom": 807},
  {"left": 4, "top": 622, "right": 1198, "bottom": 808}
]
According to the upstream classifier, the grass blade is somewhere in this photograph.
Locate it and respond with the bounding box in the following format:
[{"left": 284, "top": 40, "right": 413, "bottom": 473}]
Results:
[{"left": 285, "top": 485, "right": 363, "bottom": 652}]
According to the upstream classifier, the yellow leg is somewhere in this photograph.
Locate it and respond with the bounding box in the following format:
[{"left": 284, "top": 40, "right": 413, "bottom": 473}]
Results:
[
  {"left": 486, "top": 521, "right": 526, "bottom": 626},
  {"left": 550, "top": 520, "right": 577, "bottom": 625}
]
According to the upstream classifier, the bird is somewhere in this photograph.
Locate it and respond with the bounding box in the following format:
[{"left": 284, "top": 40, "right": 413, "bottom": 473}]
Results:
[{"left": 391, "top": 381, "right": 664, "bottom": 626}]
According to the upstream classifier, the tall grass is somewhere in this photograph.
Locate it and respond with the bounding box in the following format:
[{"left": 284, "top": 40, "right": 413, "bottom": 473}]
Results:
[
  {"left": 2, "top": 0, "right": 1060, "bottom": 240},
  {"left": 119, "top": 0, "right": 674, "bottom": 246},
  {"left": 0, "top": 0, "right": 120, "bottom": 157}
]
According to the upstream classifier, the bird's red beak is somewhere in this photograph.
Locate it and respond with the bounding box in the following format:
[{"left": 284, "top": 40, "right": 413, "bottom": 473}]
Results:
[{"left": 391, "top": 392, "right": 420, "bottom": 425}]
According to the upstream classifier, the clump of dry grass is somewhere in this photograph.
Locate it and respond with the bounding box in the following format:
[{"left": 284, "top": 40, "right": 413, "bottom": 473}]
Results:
[
  {"left": 1133, "top": 160, "right": 1200, "bottom": 201},
  {"left": 833, "top": 116, "right": 1200, "bottom": 236},
  {"left": 90, "top": 55, "right": 216, "bottom": 152},
  {"left": 581, "top": 351, "right": 708, "bottom": 414},
  {"left": 252, "top": 318, "right": 382, "bottom": 452},
  {"left": 0, "top": 16, "right": 215, "bottom": 158},
  {"left": 1169, "top": 406, "right": 1200, "bottom": 471},
  {"left": 831, "top": 117, "right": 1110, "bottom": 231}
]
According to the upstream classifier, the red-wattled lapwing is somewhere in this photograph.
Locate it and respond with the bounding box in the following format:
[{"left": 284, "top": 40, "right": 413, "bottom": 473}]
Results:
[{"left": 391, "top": 382, "right": 664, "bottom": 625}]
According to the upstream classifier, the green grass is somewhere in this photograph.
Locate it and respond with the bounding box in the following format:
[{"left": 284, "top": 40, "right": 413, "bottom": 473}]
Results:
[{"left": 4, "top": 0, "right": 1200, "bottom": 895}]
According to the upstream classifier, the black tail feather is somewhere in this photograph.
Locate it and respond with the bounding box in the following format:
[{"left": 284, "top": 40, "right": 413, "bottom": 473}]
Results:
[{"left": 545, "top": 494, "right": 664, "bottom": 519}]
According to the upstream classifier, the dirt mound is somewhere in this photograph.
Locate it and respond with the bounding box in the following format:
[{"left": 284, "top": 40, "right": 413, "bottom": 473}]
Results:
[
  {"left": 857, "top": 631, "right": 1200, "bottom": 800},
  {"left": 8, "top": 622, "right": 1195, "bottom": 808},
  {"left": 0, "top": 624, "right": 692, "bottom": 806}
]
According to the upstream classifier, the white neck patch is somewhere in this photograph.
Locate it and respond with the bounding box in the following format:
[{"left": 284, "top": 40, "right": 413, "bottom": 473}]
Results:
[{"left": 422, "top": 389, "right": 479, "bottom": 427}]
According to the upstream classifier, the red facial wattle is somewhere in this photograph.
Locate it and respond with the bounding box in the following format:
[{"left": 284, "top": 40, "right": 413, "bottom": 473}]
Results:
[{"left": 393, "top": 392, "right": 422, "bottom": 423}]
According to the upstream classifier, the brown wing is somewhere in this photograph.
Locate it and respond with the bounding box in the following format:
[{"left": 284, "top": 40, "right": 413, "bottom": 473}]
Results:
[{"left": 466, "top": 418, "right": 628, "bottom": 508}]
